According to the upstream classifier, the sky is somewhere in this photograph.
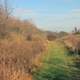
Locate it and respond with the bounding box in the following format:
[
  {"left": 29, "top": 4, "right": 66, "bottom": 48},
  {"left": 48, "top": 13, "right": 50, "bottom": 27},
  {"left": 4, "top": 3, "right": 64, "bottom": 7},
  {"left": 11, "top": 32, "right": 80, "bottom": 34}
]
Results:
[{"left": 9, "top": 0, "right": 80, "bottom": 32}]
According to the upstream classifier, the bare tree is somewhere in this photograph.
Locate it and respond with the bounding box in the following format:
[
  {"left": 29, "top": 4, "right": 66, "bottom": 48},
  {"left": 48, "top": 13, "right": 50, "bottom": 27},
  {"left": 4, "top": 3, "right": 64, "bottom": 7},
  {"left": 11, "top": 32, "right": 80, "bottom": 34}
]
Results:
[{"left": 0, "top": 0, "right": 13, "bottom": 37}]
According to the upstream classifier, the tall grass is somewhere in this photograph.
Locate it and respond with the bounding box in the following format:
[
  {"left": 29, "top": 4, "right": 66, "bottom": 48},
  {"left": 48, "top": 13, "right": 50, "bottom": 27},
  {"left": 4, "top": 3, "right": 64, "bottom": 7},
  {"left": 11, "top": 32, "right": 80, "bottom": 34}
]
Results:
[
  {"left": 0, "top": 34, "right": 46, "bottom": 80},
  {"left": 33, "top": 41, "right": 80, "bottom": 80}
]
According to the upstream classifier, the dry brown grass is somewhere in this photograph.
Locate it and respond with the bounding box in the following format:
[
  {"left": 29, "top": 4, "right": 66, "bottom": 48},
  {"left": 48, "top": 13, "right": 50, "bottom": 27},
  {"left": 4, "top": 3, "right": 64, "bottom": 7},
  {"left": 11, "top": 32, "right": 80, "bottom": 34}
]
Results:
[
  {"left": 63, "top": 34, "right": 80, "bottom": 54},
  {"left": 0, "top": 63, "right": 32, "bottom": 80},
  {"left": 0, "top": 34, "right": 47, "bottom": 80},
  {"left": 0, "top": 9, "right": 47, "bottom": 80}
]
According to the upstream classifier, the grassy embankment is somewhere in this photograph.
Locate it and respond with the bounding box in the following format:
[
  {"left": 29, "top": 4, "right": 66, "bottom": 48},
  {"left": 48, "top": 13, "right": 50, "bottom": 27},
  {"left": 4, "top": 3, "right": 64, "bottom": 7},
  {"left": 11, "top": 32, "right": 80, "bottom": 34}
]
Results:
[{"left": 33, "top": 40, "right": 80, "bottom": 80}]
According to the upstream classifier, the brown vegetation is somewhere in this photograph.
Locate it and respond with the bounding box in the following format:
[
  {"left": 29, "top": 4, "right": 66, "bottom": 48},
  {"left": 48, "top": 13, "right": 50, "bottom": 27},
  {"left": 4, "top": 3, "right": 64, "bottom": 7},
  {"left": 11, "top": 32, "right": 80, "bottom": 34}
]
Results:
[
  {"left": 0, "top": 35, "right": 47, "bottom": 80},
  {"left": 63, "top": 34, "right": 80, "bottom": 55},
  {"left": 0, "top": 3, "right": 47, "bottom": 79}
]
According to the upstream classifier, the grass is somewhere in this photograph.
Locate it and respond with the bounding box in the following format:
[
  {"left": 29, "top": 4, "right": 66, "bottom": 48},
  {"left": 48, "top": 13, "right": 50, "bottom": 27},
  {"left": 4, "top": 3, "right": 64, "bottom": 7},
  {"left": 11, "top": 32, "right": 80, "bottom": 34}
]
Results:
[
  {"left": 0, "top": 33, "right": 80, "bottom": 80},
  {"left": 0, "top": 35, "right": 46, "bottom": 80},
  {"left": 33, "top": 41, "right": 80, "bottom": 80}
]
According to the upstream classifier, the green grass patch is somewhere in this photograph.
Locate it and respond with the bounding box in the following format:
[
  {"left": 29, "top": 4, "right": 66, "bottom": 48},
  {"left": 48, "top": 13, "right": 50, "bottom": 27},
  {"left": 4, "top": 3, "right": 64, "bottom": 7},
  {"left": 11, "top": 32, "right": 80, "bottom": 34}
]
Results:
[{"left": 33, "top": 41, "right": 80, "bottom": 80}]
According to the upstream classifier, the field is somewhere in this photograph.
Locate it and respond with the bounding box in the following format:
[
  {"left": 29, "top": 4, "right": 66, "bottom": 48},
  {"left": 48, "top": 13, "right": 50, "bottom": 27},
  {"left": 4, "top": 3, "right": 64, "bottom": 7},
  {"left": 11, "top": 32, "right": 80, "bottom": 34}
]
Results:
[
  {"left": 33, "top": 40, "right": 80, "bottom": 80},
  {"left": 0, "top": 32, "right": 80, "bottom": 80},
  {"left": 0, "top": 3, "right": 80, "bottom": 79}
]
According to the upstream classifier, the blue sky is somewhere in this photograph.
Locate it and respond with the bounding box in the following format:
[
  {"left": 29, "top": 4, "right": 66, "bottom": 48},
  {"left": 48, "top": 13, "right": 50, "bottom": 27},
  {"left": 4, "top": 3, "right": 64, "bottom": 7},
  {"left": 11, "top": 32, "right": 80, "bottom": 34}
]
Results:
[{"left": 11, "top": 0, "right": 80, "bottom": 32}]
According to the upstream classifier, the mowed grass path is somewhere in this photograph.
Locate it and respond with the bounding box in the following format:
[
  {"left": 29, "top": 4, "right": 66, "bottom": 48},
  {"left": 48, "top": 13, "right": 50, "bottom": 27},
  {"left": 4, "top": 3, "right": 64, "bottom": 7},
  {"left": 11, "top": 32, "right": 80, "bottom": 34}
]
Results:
[{"left": 33, "top": 40, "right": 79, "bottom": 80}]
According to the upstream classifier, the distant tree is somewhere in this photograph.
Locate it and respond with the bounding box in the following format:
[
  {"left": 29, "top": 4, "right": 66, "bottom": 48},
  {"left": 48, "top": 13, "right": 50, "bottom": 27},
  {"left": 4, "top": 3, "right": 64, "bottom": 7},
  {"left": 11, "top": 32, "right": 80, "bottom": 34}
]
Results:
[
  {"left": 73, "top": 27, "right": 80, "bottom": 34},
  {"left": 59, "top": 31, "right": 68, "bottom": 37},
  {"left": 47, "top": 34, "right": 57, "bottom": 41},
  {"left": 46, "top": 31, "right": 58, "bottom": 41},
  {"left": 74, "top": 27, "right": 78, "bottom": 33}
]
